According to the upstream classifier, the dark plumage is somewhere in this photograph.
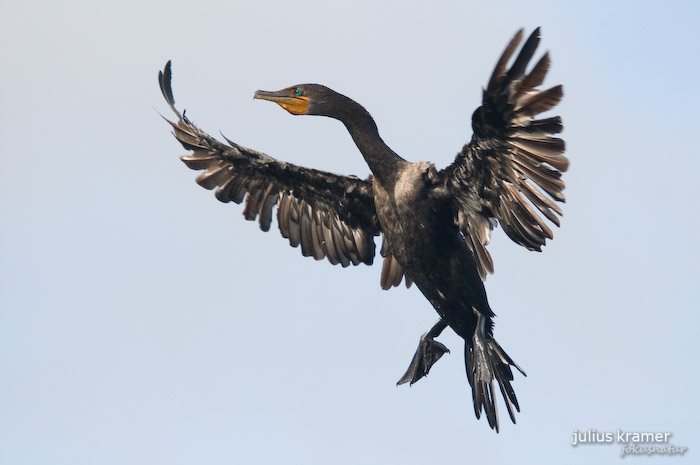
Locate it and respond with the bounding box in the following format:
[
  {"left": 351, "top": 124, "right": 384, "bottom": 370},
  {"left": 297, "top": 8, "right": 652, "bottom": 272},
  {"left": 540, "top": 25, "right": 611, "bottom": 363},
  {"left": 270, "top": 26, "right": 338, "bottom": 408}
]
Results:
[{"left": 159, "top": 28, "right": 567, "bottom": 432}]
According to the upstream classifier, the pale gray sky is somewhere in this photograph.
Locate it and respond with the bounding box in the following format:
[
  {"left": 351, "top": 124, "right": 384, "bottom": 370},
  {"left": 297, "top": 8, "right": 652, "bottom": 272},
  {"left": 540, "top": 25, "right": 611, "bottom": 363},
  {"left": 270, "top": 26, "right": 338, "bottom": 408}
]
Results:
[{"left": 1, "top": 0, "right": 699, "bottom": 463}]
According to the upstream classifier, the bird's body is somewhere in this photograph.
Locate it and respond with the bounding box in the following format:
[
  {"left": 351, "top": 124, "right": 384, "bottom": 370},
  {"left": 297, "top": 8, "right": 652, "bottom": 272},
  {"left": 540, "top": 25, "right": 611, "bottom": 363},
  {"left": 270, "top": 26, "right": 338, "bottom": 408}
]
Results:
[
  {"left": 159, "top": 28, "right": 567, "bottom": 432},
  {"left": 374, "top": 162, "right": 489, "bottom": 335}
]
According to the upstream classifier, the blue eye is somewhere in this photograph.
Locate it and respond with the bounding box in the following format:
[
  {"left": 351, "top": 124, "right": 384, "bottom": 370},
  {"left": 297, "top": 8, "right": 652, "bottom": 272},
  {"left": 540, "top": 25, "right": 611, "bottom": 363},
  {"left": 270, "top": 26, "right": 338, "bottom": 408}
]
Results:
[{"left": 295, "top": 88, "right": 302, "bottom": 96}]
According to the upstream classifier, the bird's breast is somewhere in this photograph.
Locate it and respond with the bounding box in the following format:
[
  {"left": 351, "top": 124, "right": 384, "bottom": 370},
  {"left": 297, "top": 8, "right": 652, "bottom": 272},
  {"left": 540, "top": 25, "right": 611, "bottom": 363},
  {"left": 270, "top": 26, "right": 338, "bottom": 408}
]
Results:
[
  {"left": 372, "top": 161, "right": 450, "bottom": 267},
  {"left": 393, "top": 161, "right": 434, "bottom": 206}
]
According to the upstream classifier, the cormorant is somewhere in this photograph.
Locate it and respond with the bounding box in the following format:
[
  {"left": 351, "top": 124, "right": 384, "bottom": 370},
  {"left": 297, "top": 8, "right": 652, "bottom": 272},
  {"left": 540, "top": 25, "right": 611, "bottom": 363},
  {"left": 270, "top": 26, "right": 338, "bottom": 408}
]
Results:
[{"left": 159, "top": 28, "right": 567, "bottom": 432}]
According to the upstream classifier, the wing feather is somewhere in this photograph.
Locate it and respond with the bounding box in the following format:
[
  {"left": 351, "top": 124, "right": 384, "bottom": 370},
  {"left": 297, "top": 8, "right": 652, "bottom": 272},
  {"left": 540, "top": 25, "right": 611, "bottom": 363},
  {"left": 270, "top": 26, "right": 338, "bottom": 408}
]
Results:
[
  {"left": 440, "top": 28, "right": 567, "bottom": 277},
  {"left": 159, "top": 61, "right": 380, "bottom": 267},
  {"left": 379, "top": 237, "right": 413, "bottom": 290}
]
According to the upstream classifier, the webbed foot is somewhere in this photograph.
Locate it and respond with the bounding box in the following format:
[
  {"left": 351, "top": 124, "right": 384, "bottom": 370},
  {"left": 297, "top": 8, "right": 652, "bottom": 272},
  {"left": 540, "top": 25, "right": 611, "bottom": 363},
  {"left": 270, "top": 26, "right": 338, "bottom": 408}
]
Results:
[
  {"left": 397, "top": 319, "right": 450, "bottom": 385},
  {"left": 466, "top": 310, "right": 526, "bottom": 432}
]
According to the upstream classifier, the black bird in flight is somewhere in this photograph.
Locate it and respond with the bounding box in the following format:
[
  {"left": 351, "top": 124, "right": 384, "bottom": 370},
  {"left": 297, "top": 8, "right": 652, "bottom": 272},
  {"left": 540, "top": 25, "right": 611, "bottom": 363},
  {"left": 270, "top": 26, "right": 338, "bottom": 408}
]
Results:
[{"left": 159, "top": 28, "right": 567, "bottom": 432}]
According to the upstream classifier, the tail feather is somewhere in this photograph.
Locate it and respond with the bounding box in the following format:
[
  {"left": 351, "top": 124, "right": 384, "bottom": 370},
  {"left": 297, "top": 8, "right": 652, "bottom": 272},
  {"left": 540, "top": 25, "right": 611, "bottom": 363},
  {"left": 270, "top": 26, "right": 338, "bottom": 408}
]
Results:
[{"left": 465, "top": 338, "right": 526, "bottom": 432}]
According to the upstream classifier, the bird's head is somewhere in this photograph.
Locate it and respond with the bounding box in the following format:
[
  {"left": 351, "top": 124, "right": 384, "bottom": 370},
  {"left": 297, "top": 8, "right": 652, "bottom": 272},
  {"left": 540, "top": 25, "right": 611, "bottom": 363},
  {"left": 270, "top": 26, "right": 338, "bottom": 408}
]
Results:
[{"left": 253, "top": 84, "right": 349, "bottom": 118}]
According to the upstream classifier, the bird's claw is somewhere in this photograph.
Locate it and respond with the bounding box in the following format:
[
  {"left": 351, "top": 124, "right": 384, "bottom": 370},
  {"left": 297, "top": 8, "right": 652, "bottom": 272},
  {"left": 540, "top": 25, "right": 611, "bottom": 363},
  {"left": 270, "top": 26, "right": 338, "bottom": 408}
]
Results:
[{"left": 397, "top": 336, "right": 449, "bottom": 386}]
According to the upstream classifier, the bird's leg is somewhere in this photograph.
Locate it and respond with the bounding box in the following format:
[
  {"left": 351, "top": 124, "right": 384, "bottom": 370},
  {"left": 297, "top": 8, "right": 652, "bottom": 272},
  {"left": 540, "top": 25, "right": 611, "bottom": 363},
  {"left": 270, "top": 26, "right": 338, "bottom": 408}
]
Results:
[
  {"left": 397, "top": 319, "right": 450, "bottom": 385},
  {"left": 469, "top": 309, "right": 495, "bottom": 384},
  {"left": 467, "top": 308, "right": 507, "bottom": 432}
]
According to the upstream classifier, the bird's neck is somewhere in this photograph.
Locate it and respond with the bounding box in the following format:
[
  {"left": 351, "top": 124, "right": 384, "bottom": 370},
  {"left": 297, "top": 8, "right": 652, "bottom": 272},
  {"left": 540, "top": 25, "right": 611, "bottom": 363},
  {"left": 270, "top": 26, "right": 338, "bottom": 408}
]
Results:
[{"left": 336, "top": 100, "right": 407, "bottom": 187}]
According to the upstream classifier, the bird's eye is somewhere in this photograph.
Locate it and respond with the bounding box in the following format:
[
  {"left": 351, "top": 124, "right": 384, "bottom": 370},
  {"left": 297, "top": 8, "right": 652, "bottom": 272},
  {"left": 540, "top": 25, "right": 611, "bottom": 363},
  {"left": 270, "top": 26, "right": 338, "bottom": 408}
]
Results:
[{"left": 294, "top": 88, "right": 302, "bottom": 96}]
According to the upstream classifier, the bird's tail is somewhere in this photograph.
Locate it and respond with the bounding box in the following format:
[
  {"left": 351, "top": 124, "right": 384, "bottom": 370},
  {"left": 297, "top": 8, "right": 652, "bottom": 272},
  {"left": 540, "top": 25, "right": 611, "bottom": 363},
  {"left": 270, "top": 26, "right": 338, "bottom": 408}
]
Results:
[{"left": 465, "top": 334, "right": 526, "bottom": 432}]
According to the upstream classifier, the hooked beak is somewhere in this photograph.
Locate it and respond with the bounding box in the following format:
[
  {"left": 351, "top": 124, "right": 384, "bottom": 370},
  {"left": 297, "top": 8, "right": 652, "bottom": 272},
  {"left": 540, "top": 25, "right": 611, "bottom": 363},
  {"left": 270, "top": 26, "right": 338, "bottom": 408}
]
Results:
[{"left": 253, "top": 90, "right": 309, "bottom": 115}]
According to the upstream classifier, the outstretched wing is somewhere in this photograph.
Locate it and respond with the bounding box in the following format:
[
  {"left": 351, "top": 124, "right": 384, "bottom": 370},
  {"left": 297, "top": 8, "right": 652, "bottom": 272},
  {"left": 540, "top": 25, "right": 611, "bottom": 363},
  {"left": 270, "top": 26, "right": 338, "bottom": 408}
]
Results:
[
  {"left": 159, "top": 61, "right": 380, "bottom": 267},
  {"left": 440, "top": 28, "right": 568, "bottom": 279}
]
